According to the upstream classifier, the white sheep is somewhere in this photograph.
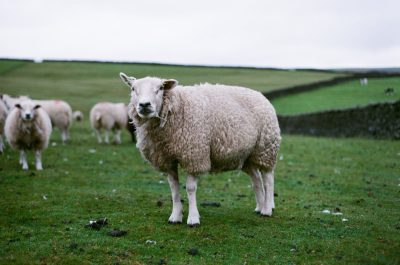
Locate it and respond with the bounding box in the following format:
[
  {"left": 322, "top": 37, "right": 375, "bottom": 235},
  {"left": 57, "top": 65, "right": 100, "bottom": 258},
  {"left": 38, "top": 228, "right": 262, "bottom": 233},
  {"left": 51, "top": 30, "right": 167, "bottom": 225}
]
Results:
[
  {"left": 89, "top": 102, "right": 129, "bottom": 144},
  {"left": 2, "top": 95, "right": 72, "bottom": 143},
  {"left": 0, "top": 95, "right": 9, "bottom": 153},
  {"left": 4, "top": 99, "right": 52, "bottom": 170},
  {"left": 73, "top": 110, "right": 84, "bottom": 122},
  {"left": 120, "top": 73, "right": 281, "bottom": 226},
  {"left": 33, "top": 99, "right": 73, "bottom": 143}
]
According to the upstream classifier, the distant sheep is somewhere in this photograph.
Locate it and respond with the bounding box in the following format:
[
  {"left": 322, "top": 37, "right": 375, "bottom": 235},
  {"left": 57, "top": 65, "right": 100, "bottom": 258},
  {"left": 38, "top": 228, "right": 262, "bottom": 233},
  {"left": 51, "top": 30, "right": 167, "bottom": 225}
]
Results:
[
  {"left": 89, "top": 102, "right": 129, "bottom": 144},
  {"left": 33, "top": 99, "right": 73, "bottom": 143},
  {"left": 5, "top": 99, "right": 52, "bottom": 170},
  {"left": 360, "top": 78, "right": 368, "bottom": 86},
  {"left": 3, "top": 95, "right": 73, "bottom": 143},
  {"left": 0, "top": 95, "right": 9, "bottom": 153},
  {"left": 73, "top": 110, "right": 84, "bottom": 121},
  {"left": 120, "top": 73, "right": 281, "bottom": 226}
]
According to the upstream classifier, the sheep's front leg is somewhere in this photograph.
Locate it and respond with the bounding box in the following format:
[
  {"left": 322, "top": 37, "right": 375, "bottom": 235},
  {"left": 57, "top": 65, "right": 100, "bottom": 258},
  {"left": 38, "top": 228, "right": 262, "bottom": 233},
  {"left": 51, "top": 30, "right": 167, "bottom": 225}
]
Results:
[
  {"left": 104, "top": 130, "right": 110, "bottom": 144},
  {"left": 186, "top": 175, "right": 200, "bottom": 226},
  {"left": 167, "top": 172, "right": 183, "bottom": 223},
  {"left": 35, "top": 150, "right": 43, "bottom": 170},
  {"left": 20, "top": 150, "right": 28, "bottom": 170}
]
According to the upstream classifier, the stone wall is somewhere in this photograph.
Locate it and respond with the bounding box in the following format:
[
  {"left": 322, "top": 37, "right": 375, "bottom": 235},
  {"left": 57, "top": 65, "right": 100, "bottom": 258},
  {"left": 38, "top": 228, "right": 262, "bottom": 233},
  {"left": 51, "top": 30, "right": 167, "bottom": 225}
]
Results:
[{"left": 278, "top": 101, "right": 400, "bottom": 139}]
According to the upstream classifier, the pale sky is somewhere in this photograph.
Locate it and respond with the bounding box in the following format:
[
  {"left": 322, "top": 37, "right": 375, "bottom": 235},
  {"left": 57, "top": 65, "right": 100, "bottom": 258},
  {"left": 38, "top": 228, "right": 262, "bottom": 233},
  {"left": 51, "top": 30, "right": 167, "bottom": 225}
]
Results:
[{"left": 0, "top": 0, "right": 399, "bottom": 68}]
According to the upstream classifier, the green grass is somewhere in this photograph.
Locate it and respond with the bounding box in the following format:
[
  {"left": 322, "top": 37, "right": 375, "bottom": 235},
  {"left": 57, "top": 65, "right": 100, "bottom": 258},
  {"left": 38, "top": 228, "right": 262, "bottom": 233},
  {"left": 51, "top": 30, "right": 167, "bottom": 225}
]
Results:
[
  {"left": 273, "top": 77, "right": 400, "bottom": 115},
  {"left": 0, "top": 60, "right": 346, "bottom": 114},
  {"left": 1, "top": 130, "right": 399, "bottom": 264},
  {"left": 0, "top": 60, "right": 399, "bottom": 264}
]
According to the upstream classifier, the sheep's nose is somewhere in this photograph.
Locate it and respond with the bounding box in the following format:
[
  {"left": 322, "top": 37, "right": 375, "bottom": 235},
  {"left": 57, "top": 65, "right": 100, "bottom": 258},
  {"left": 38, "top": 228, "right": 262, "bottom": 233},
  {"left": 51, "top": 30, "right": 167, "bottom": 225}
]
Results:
[
  {"left": 25, "top": 113, "right": 31, "bottom": 119},
  {"left": 139, "top": 102, "right": 151, "bottom": 108}
]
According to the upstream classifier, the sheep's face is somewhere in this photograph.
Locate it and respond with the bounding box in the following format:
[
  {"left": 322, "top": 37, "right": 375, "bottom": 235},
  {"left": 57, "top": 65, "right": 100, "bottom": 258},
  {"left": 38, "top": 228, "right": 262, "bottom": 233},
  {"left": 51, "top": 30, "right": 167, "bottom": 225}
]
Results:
[
  {"left": 120, "top": 73, "right": 178, "bottom": 119},
  {"left": 15, "top": 101, "right": 41, "bottom": 122}
]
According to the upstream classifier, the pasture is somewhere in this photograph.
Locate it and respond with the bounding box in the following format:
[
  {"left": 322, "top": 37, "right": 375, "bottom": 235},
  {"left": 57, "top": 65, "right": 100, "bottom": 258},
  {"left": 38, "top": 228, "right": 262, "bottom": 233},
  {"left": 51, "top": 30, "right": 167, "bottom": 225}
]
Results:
[
  {"left": 272, "top": 77, "right": 400, "bottom": 115},
  {"left": 0, "top": 60, "right": 399, "bottom": 264}
]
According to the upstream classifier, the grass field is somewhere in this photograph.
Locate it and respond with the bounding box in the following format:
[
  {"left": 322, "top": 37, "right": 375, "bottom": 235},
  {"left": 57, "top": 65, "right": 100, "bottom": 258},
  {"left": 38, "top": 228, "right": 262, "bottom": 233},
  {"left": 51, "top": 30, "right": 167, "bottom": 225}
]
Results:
[
  {"left": 0, "top": 59, "right": 346, "bottom": 113},
  {"left": 273, "top": 77, "right": 400, "bottom": 115},
  {"left": 0, "top": 60, "right": 399, "bottom": 264}
]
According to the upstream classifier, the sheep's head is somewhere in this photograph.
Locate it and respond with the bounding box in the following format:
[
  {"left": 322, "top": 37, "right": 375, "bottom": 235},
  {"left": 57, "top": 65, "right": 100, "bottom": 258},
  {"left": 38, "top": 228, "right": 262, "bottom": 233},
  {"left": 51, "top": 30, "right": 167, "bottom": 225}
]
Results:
[
  {"left": 15, "top": 100, "right": 41, "bottom": 122},
  {"left": 120, "top": 73, "right": 178, "bottom": 119}
]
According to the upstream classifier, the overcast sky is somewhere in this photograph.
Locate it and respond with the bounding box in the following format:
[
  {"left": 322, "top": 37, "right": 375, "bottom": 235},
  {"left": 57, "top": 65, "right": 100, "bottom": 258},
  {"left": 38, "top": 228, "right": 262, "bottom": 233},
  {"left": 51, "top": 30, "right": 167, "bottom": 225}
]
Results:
[{"left": 0, "top": 0, "right": 399, "bottom": 68}]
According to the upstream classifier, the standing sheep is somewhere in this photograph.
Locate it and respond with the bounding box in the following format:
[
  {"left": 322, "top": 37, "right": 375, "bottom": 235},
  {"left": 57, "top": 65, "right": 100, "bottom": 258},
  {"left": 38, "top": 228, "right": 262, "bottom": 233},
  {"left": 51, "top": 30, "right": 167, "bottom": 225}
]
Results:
[
  {"left": 120, "top": 73, "right": 281, "bottom": 226},
  {"left": 5, "top": 99, "right": 52, "bottom": 170},
  {"left": 33, "top": 99, "right": 73, "bottom": 143},
  {"left": 0, "top": 95, "right": 9, "bottom": 153},
  {"left": 90, "top": 102, "right": 129, "bottom": 144}
]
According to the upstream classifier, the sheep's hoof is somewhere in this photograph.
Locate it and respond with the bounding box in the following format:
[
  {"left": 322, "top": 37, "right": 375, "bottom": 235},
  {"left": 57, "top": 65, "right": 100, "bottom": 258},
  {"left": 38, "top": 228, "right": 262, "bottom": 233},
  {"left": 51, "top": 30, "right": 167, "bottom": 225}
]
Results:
[
  {"left": 254, "top": 210, "right": 261, "bottom": 215},
  {"left": 188, "top": 223, "right": 200, "bottom": 228},
  {"left": 168, "top": 220, "right": 182, "bottom": 224},
  {"left": 260, "top": 212, "right": 273, "bottom": 217}
]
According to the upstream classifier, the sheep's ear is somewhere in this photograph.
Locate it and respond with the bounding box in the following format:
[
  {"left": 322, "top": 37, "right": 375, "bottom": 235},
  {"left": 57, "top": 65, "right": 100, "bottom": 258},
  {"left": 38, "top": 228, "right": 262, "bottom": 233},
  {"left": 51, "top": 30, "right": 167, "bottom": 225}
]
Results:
[
  {"left": 34, "top": 104, "right": 41, "bottom": 109},
  {"left": 120, "top": 72, "right": 136, "bottom": 89},
  {"left": 162, "top": 79, "right": 178, "bottom": 90},
  {"left": 15, "top": 103, "right": 22, "bottom": 109},
  {"left": 0, "top": 94, "right": 3, "bottom": 100}
]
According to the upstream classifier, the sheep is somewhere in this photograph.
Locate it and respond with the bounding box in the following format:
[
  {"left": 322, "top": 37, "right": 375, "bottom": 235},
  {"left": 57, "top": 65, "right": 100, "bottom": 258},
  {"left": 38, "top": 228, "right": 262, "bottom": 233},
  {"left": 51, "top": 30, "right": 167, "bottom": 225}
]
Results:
[
  {"left": 32, "top": 99, "right": 73, "bottom": 143},
  {"left": 89, "top": 102, "right": 129, "bottom": 144},
  {"left": 120, "top": 73, "right": 281, "bottom": 226},
  {"left": 0, "top": 95, "right": 9, "bottom": 153},
  {"left": 73, "top": 110, "right": 84, "bottom": 121},
  {"left": 127, "top": 118, "right": 136, "bottom": 142},
  {"left": 4, "top": 99, "right": 52, "bottom": 170},
  {"left": 360, "top": 78, "right": 368, "bottom": 86},
  {"left": 2, "top": 95, "right": 72, "bottom": 143}
]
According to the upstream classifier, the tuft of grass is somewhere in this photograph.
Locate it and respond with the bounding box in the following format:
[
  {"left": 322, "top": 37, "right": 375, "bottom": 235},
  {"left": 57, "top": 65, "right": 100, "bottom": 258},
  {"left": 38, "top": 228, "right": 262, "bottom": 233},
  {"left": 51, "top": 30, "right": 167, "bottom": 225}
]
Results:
[{"left": 273, "top": 77, "right": 400, "bottom": 115}]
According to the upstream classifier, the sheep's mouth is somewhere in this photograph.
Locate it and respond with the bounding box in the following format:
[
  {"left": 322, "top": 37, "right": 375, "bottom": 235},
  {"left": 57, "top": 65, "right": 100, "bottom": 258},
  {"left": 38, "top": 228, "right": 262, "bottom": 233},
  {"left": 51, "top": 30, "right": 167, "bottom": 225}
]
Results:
[{"left": 138, "top": 108, "right": 155, "bottom": 118}]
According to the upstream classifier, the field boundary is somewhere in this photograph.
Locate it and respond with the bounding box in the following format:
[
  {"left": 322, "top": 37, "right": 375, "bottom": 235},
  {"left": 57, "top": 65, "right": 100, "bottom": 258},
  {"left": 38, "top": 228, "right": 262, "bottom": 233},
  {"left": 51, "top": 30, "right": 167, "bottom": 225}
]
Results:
[
  {"left": 264, "top": 72, "right": 400, "bottom": 99},
  {"left": 278, "top": 100, "right": 400, "bottom": 139}
]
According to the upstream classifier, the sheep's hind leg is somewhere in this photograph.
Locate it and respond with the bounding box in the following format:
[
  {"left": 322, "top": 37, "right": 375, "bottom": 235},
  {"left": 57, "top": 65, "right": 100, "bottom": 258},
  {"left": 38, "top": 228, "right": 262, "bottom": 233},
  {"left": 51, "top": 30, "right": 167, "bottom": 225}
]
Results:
[
  {"left": 243, "top": 166, "right": 265, "bottom": 213},
  {"left": 260, "top": 169, "right": 275, "bottom": 216},
  {"left": 186, "top": 175, "right": 200, "bottom": 226},
  {"left": 167, "top": 172, "right": 183, "bottom": 223},
  {"left": 61, "top": 129, "right": 68, "bottom": 144},
  {"left": 95, "top": 129, "right": 102, "bottom": 144},
  {"left": 0, "top": 135, "right": 4, "bottom": 154},
  {"left": 113, "top": 129, "right": 121, "bottom": 144},
  {"left": 20, "top": 150, "right": 28, "bottom": 170},
  {"left": 35, "top": 150, "right": 43, "bottom": 170}
]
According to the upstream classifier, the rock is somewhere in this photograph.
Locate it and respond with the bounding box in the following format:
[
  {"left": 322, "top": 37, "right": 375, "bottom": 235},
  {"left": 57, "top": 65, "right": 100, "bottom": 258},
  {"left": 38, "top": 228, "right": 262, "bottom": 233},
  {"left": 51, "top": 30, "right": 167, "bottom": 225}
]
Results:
[{"left": 107, "top": 229, "right": 127, "bottom": 237}]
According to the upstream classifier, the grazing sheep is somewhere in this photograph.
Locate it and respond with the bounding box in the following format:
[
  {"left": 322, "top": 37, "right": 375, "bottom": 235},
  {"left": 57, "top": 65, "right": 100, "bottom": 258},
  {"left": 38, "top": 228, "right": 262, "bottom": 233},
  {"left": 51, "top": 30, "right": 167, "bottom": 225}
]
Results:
[
  {"left": 0, "top": 95, "right": 9, "bottom": 153},
  {"left": 89, "top": 102, "right": 129, "bottom": 144},
  {"left": 4, "top": 99, "right": 52, "bottom": 170},
  {"left": 33, "top": 99, "right": 73, "bottom": 143},
  {"left": 120, "top": 73, "right": 281, "bottom": 226},
  {"left": 73, "top": 110, "right": 84, "bottom": 121}
]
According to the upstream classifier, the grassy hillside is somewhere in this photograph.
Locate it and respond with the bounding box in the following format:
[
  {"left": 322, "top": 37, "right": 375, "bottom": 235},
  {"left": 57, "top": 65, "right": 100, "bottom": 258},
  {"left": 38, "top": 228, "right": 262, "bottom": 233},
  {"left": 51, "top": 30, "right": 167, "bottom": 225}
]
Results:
[
  {"left": 273, "top": 77, "right": 400, "bottom": 115},
  {"left": 0, "top": 60, "right": 346, "bottom": 114},
  {"left": 0, "top": 60, "right": 399, "bottom": 264}
]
